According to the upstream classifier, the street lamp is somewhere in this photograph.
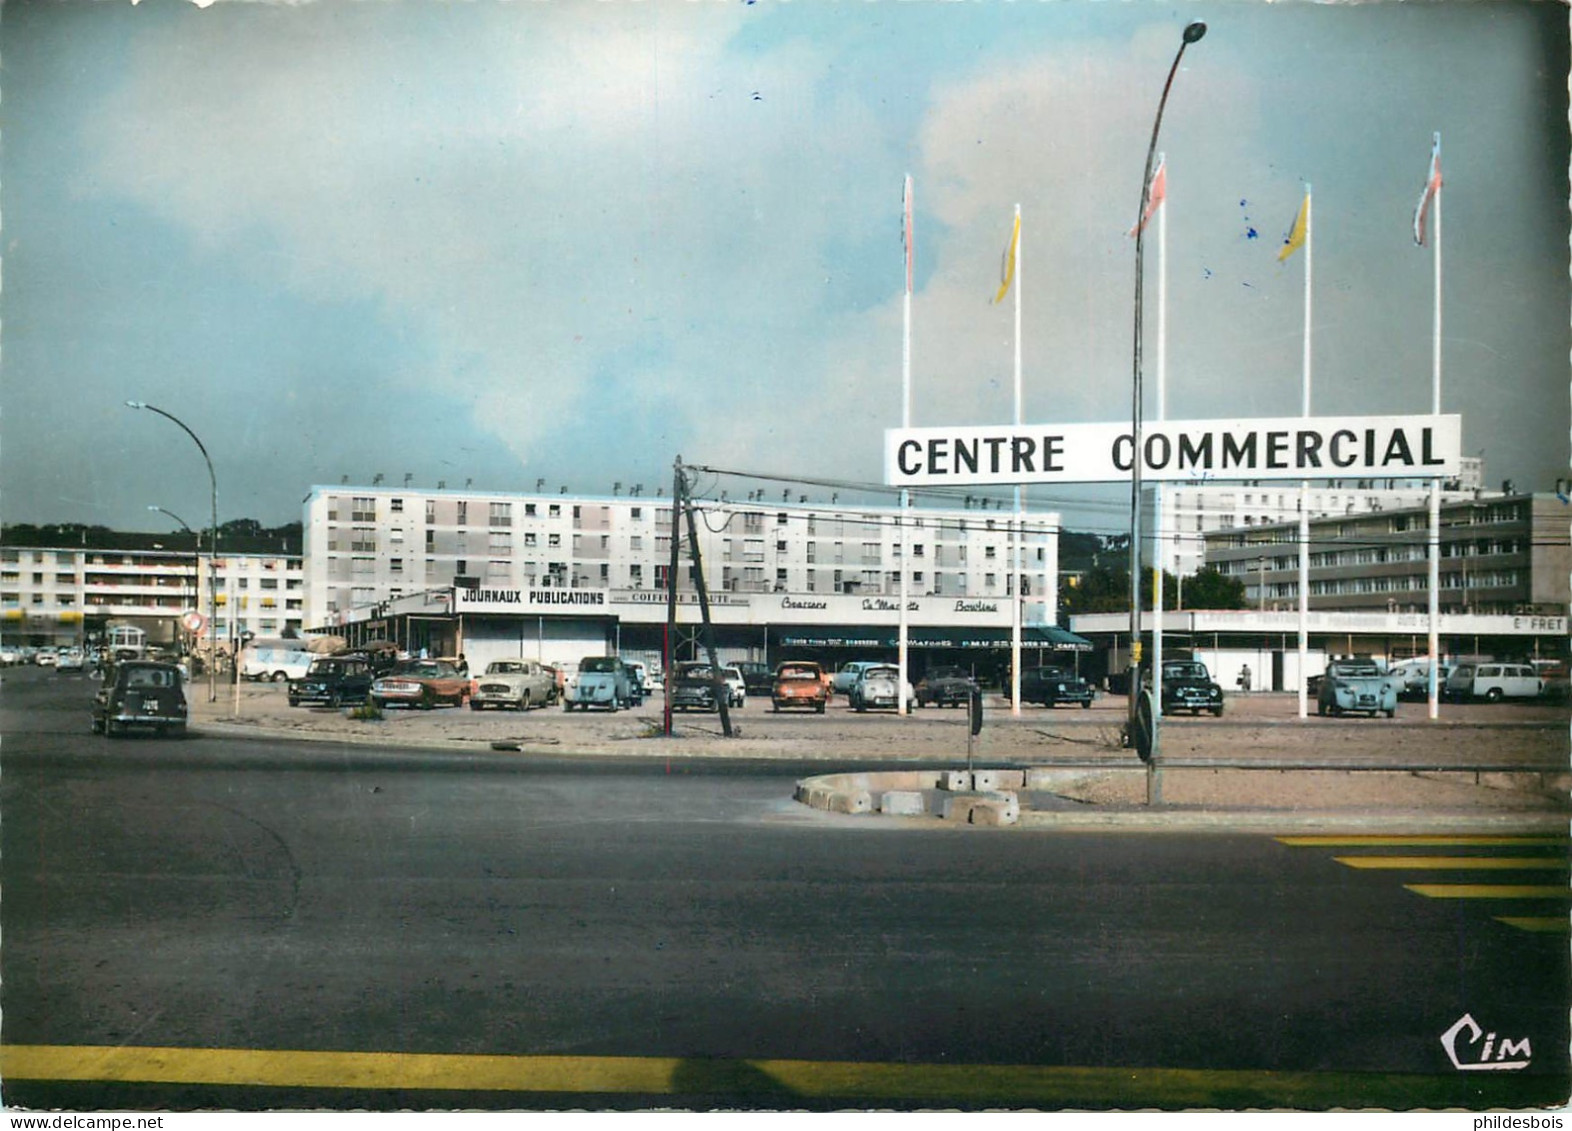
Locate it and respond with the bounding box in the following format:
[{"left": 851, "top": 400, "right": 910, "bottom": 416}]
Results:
[
  {"left": 148, "top": 505, "right": 200, "bottom": 655},
  {"left": 1127, "top": 20, "right": 1206, "bottom": 760},
  {"left": 127, "top": 401, "right": 219, "bottom": 703}
]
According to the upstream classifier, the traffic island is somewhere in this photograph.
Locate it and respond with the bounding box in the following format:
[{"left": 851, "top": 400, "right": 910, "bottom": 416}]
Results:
[{"left": 793, "top": 764, "right": 1571, "bottom": 833}]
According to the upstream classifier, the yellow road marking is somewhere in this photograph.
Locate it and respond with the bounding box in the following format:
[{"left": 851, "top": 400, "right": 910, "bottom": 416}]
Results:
[
  {"left": 1403, "top": 884, "right": 1570, "bottom": 900},
  {"left": 1334, "top": 856, "right": 1568, "bottom": 871},
  {"left": 1278, "top": 836, "right": 1569, "bottom": 847},
  {"left": 0, "top": 1044, "right": 1548, "bottom": 1108},
  {"left": 1495, "top": 916, "right": 1570, "bottom": 933}
]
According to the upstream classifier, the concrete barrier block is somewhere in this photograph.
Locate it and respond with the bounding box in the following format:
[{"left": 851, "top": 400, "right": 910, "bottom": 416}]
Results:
[
  {"left": 879, "top": 790, "right": 926, "bottom": 816},
  {"left": 973, "top": 769, "right": 1025, "bottom": 792},
  {"left": 969, "top": 799, "right": 1019, "bottom": 827},
  {"left": 826, "top": 789, "right": 873, "bottom": 814},
  {"left": 940, "top": 770, "right": 973, "bottom": 792}
]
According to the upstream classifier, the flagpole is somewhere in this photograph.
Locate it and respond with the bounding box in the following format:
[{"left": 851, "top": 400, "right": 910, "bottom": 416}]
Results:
[
  {"left": 899, "top": 175, "right": 913, "bottom": 714},
  {"left": 1297, "top": 185, "right": 1312, "bottom": 719},
  {"left": 1011, "top": 203, "right": 1023, "bottom": 718},
  {"left": 1427, "top": 135, "right": 1442, "bottom": 720},
  {"left": 1152, "top": 159, "right": 1167, "bottom": 720}
]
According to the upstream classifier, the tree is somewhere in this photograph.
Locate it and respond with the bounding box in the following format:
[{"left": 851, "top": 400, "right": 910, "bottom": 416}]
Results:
[{"left": 1174, "top": 566, "right": 1247, "bottom": 610}]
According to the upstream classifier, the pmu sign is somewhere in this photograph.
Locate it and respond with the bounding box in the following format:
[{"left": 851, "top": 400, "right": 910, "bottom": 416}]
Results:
[{"left": 885, "top": 414, "right": 1461, "bottom": 487}]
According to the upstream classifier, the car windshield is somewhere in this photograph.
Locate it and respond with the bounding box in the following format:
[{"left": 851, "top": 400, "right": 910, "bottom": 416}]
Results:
[
  {"left": 307, "top": 660, "right": 344, "bottom": 675},
  {"left": 1334, "top": 663, "right": 1381, "bottom": 677},
  {"left": 678, "top": 665, "right": 714, "bottom": 680},
  {"left": 1163, "top": 663, "right": 1208, "bottom": 680},
  {"left": 929, "top": 668, "right": 966, "bottom": 679},
  {"left": 400, "top": 662, "right": 449, "bottom": 678},
  {"left": 778, "top": 666, "right": 819, "bottom": 681},
  {"left": 580, "top": 658, "right": 619, "bottom": 673},
  {"left": 488, "top": 662, "right": 524, "bottom": 674},
  {"left": 863, "top": 667, "right": 899, "bottom": 680}
]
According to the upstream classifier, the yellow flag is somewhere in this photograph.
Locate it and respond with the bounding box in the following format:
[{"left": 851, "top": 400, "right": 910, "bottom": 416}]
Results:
[
  {"left": 993, "top": 213, "right": 1020, "bottom": 303},
  {"left": 1278, "top": 192, "right": 1309, "bottom": 262}
]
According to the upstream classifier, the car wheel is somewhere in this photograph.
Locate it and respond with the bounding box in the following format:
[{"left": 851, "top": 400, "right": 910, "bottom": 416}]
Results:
[
  {"left": 815, "top": 701, "right": 826, "bottom": 714},
  {"left": 1384, "top": 708, "right": 1396, "bottom": 718},
  {"left": 1317, "top": 700, "right": 1326, "bottom": 716},
  {"left": 271, "top": 671, "right": 287, "bottom": 683},
  {"left": 1210, "top": 706, "right": 1224, "bottom": 717},
  {"left": 1486, "top": 687, "right": 1503, "bottom": 703},
  {"left": 470, "top": 700, "right": 483, "bottom": 711},
  {"left": 105, "top": 718, "right": 121, "bottom": 738},
  {"left": 91, "top": 715, "right": 103, "bottom": 734},
  {"left": 520, "top": 692, "right": 532, "bottom": 711},
  {"left": 1081, "top": 701, "right": 1092, "bottom": 710}
]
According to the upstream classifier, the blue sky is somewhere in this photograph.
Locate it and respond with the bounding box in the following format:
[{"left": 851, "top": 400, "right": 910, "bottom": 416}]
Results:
[{"left": 3, "top": 0, "right": 1566, "bottom": 538}]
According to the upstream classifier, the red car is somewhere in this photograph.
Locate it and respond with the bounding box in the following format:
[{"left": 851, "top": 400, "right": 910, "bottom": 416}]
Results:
[
  {"left": 772, "top": 661, "right": 828, "bottom": 713},
  {"left": 370, "top": 659, "right": 471, "bottom": 709}
]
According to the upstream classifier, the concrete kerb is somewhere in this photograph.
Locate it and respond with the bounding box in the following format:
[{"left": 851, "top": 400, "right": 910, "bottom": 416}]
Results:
[{"left": 792, "top": 767, "right": 1572, "bottom": 834}]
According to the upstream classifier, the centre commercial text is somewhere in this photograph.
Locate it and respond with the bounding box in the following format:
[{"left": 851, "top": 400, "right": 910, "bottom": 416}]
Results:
[{"left": 885, "top": 414, "right": 1461, "bottom": 486}]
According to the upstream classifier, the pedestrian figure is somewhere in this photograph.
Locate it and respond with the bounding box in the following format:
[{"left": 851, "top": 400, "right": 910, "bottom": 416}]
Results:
[{"left": 1239, "top": 664, "right": 1252, "bottom": 692}]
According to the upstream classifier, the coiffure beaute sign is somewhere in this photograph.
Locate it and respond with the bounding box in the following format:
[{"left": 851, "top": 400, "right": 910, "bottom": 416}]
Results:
[
  {"left": 452, "top": 585, "right": 1016, "bottom": 627},
  {"left": 885, "top": 414, "right": 1461, "bottom": 487}
]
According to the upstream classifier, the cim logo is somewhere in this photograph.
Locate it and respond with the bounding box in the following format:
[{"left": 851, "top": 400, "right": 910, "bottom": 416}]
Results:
[{"left": 1441, "top": 1013, "right": 1532, "bottom": 1072}]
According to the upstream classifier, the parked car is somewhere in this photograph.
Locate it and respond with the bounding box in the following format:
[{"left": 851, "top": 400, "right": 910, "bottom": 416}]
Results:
[
  {"left": 1443, "top": 661, "right": 1543, "bottom": 703},
  {"left": 34, "top": 648, "right": 58, "bottom": 667},
  {"left": 1159, "top": 660, "right": 1225, "bottom": 717},
  {"left": 55, "top": 648, "right": 88, "bottom": 674},
  {"left": 848, "top": 664, "right": 910, "bottom": 712},
  {"left": 470, "top": 658, "right": 558, "bottom": 711},
  {"left": 91, "top": 660, "right": 188, "bottom": 737},
  {"left": 1013, "top": 666, "right": 1094, "bottom": 709},
  {"left": 370, "top": 658, "right": 471, "bottom": 710},
  {"left": 913, "top": 666, "right": 977, "bottom": 708},
  {"left": 735, "top": 661, "right": 774, "bottom": 696},
  {"left": 564, "top": 655, "right": 635, "bottom": 712},
  {"left": 289, "top": 655, "right": 377, "bottom": 707},
  {"left": 672, "top": 661, "right": 723, "bottom": 713},
  {"left": 242, "top": 644, "right": 316, "bottom": 683},
  {"left": 721, "top": 665, "right": 747, "bottom": 708},
  {"left": 772, "top": 661, "right": 828, "bottom": 713},
  {"left": 623, "top": 661, "right": 655, "bottom": 703},
  {"left": 0, "top": 646, "right": 21, "bottom": 666},
  {"left": 832, "top": 661, "right": 885, "bottom": 698},
  {"left": 1317, "top": 659, "right": 1398, "bottom": 717},
  {"left": 1386, "top": 658, "right": 1450, "bottom": 701}
]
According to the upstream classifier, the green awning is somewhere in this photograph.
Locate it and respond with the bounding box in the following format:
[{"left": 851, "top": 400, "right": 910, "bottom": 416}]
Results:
[{"left": 774, "top": 625, "right": 1093, "bottom": 651}]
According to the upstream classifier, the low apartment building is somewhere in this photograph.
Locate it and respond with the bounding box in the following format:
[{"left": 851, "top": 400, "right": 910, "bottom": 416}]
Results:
[{"left": 0, "top": 537, "right": 305, "bottom": 652}]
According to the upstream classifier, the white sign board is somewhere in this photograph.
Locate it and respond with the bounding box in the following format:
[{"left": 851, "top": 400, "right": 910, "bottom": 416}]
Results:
[{"left": 885, "top": 414, "right": 1461, "bottom": 487}]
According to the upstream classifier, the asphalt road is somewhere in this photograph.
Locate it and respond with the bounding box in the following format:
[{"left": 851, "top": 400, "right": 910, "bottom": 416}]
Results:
[{"left": 3, "top": 669, "right": 1567, "bottom": 1111}]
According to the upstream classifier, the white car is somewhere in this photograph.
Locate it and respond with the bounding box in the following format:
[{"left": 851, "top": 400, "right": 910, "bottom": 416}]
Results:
[
  {"left": 469, "top": 658, "right": 557, "bottom": 711},
  {"left": 721, "top": 666, "right": 747, "bottom": 708},
  {"left": 34, "top": 648, "right": 58, "bottom": 667},
  {"left": 55, "top": 648, "right": 87, "bottom": 673},
  {"left": 0, "top": 646, "right": 20, "bottom": 666},
  {"left": 832, "top": 661, "right": 884, "bottom": 697}
]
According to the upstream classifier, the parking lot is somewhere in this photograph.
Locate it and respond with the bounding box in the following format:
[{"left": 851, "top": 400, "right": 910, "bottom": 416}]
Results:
[{"left": 172, "top": 675, "right": 1572, "bottom": 769}]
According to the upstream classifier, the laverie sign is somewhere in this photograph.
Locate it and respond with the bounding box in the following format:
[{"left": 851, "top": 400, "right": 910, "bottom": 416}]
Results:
[{"left": 886, "top": 413, "right": 1461, "bottom": 487}]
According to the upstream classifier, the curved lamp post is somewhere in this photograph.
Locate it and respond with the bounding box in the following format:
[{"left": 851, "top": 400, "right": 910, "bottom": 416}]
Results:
[
  {"left": 1127, "top": 20, "right": 1206, "bottom": 757},
  {"left": 148, "top": 505, "right": 200, "bottom": 657},
  {"left": 127, "top": 402, "right": 219, "bottom": 703}
]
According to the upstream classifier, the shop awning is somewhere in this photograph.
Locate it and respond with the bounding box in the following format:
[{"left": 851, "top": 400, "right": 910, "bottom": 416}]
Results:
[{"left": 774, "top": 625, "right": 1093, "bottom": 651}]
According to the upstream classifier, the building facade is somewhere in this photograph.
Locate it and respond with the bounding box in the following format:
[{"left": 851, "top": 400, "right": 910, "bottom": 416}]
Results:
[
  {"left": 1158, "top": 456, "right": 1488, "bottom": 577},
  {"left": 303, "top": 485, "right": 1069, "bottom": 676},
  {"left": 1203, "top": 492, "right": 1569, "bottom": 617},
  {"left": 0, "top": 540, "right": 305, "bottom": 653}
]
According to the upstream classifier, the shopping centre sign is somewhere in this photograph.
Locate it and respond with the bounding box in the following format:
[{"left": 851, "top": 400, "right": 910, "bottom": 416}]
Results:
[{"left": 885, "top": 413, "right": 1461, "bottom": 487}]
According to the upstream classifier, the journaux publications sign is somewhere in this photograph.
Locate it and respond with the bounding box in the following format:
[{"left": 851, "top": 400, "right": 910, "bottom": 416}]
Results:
[{"left": 885, "top": 414, "right": 1462, "bottom": 487}]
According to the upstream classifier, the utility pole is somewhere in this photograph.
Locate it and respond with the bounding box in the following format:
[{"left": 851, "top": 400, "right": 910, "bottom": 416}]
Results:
[
  {"left": 664, "top": 459, "right": 683, "bottom": 736},
  {"left": 676, "top": 458, "right": 734, "bottom": 738}
]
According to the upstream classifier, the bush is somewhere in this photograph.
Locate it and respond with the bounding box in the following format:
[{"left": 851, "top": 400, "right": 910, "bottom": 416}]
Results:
[{"left": 348, "top": 696, "right": 383, "bottom": 722}]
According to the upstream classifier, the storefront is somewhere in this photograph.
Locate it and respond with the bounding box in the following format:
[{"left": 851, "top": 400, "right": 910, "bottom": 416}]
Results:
[{"left": 324, "top": 585, "right": 1092, "bottom": 685}]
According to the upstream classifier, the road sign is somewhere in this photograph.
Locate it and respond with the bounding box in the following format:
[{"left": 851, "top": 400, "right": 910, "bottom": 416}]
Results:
[
  {"left": 885, "top": 413, "right": 1461, "bottom": 487},
  {"left": 182, "top": 611, "right": 206, "bottom": 634}
]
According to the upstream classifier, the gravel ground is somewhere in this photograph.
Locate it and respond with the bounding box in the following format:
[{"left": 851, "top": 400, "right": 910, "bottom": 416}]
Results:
[{"left": 190, "top": 682, "right": 1571, "bottom": 814}]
